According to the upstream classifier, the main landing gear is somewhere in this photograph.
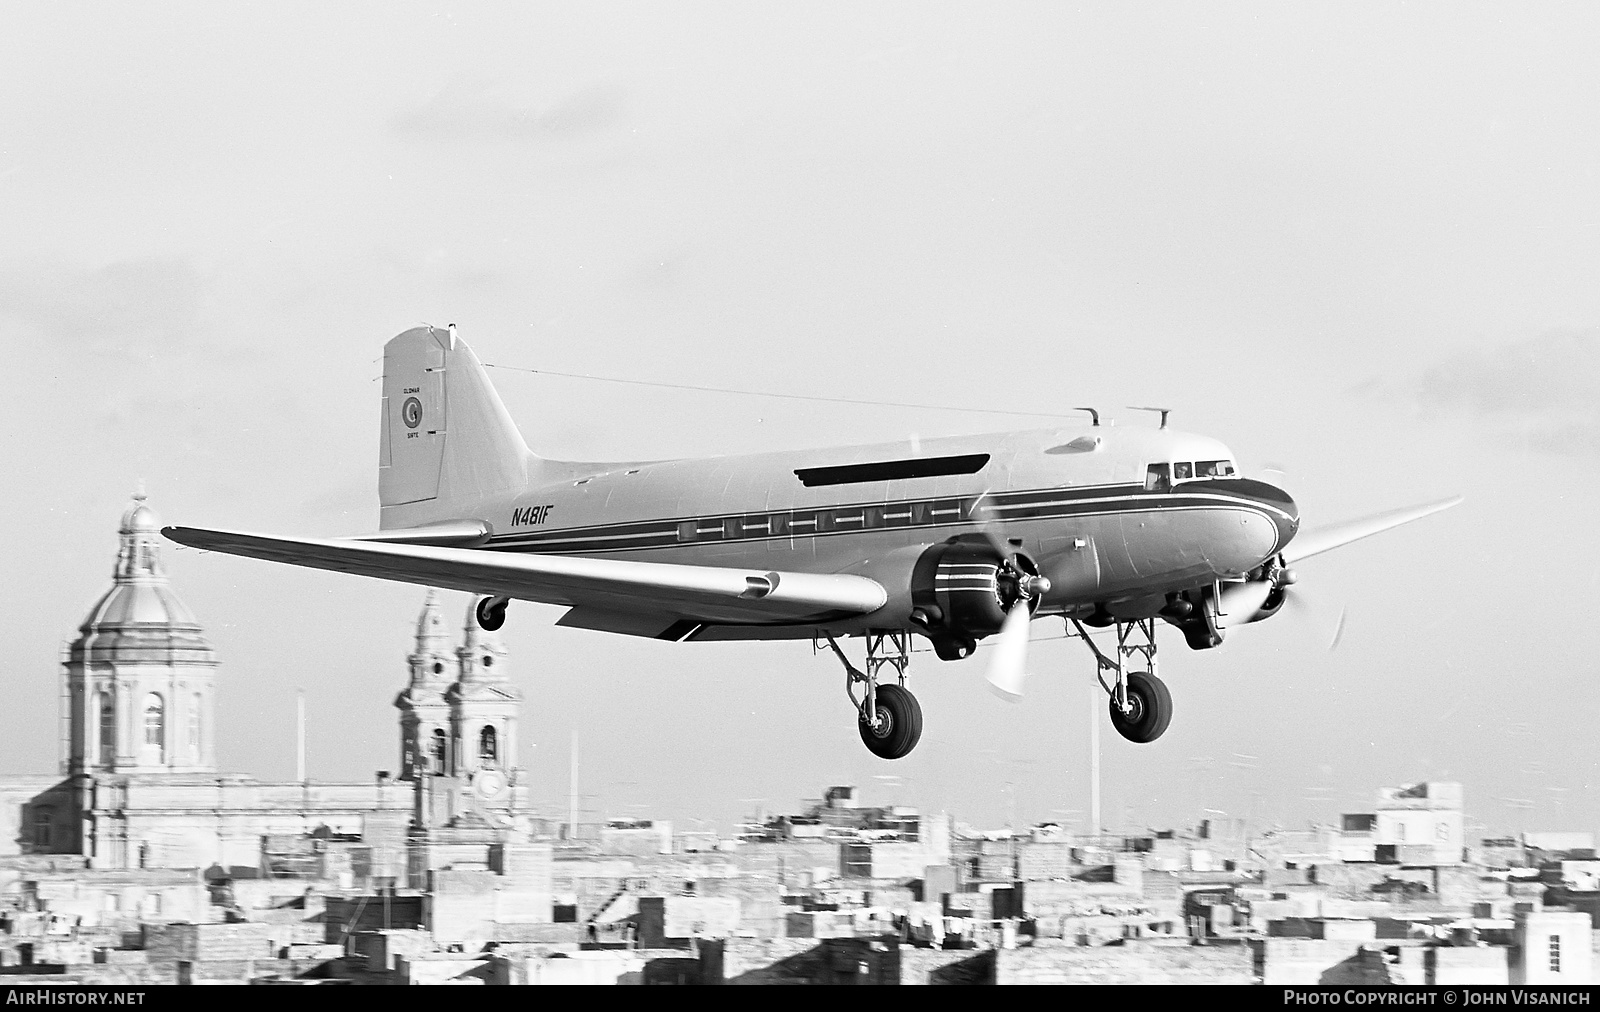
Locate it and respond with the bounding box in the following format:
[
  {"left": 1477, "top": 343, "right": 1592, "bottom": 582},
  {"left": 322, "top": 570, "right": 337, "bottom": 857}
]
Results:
[
  {"left": 824, "top": 631, "right": 923, "bottom": 759},
  {"left": 1068, "top": 616, "right": 1174, "bottom": 743}
]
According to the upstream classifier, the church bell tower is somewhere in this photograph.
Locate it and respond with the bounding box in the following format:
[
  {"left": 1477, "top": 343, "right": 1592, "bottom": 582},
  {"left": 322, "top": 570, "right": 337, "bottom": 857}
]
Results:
[
  {"left": 397, "top": 592, "right": 525, "bottom": 835},
  {"left": 394, "top": 589, "right": 453, "bottom": 781},
  {"left": 449, "top": 603, "right": 520, "bottom": 780}
]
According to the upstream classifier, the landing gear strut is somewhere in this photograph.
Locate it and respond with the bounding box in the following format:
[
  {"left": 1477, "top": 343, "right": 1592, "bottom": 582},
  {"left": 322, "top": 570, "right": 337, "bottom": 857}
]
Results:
[
  {"left": 823, "top": 631, "right": 923, "bottom": 759},
  {"left": 475, "top": 595, "right": 509, "bottom": 632},
  {"left": 1068, "top": 616, "right": 1174, "bottom": 743}
]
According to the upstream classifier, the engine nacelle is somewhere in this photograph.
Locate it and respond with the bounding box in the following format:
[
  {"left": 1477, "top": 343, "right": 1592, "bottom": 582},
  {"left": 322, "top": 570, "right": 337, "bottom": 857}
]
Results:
[
  {"left": 908, "top": 537, "right": 1039, "bottom": 661},
  {"left": 1244, "top": 583, "right": 1287, "bottom": 625},
  {"left": 1167, "top": 568, "right": 1290, "bottom": 651},
  {"left": 1232, "top": 559, "right": 1293, "bottom": 625}
]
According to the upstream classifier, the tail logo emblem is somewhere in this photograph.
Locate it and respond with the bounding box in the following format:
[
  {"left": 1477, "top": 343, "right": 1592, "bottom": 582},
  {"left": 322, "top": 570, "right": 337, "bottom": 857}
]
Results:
[{"left": 402, "top": 397, "right": 423, "bottom": 429}]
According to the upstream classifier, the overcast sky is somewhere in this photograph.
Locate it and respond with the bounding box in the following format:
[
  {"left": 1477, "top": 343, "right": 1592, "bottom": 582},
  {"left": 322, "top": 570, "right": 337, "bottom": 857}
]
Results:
[{"left": 5, "top": 3, "right": 1599, "bottom": 839}]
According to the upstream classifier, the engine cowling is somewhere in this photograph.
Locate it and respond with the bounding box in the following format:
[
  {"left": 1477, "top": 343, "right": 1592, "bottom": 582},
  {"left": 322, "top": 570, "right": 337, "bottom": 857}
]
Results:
[
  {"left": 908, "top": 537, "right": 1041, "bottom": 661},
  {"left": 1171, "top": 559, "right": 1293, "bottom": 650},
  {"left": 1245, "top": 583, "right": 1288, "bottom": 624},
  {"left": 1229, "top": 558, "right": 1295, "bottom": 626}
]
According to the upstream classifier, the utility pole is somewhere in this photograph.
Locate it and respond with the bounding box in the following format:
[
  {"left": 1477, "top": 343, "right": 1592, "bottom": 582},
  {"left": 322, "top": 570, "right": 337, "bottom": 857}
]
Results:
[
  {"left": 1089, "top": 676, "right": 1101, "bottom": 836},
  {"left": 569, "top": 731, "right": 579, "bottom": 841},
  {"left": 296, "top": 689, "right": 306, "bottom": 783}
]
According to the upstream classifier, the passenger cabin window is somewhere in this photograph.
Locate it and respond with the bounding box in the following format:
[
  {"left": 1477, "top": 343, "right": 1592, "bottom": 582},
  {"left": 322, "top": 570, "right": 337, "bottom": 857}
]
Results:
[
  {"left": 1173, "top": 462, "right": 1193, "bottom": 480},
  {"left": 1144, "top": 463, "right": 1170, "bottom": 493}
]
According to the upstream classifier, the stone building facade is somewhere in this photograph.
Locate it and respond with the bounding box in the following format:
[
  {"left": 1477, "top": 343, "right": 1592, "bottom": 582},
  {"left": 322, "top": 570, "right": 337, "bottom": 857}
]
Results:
[{"left": 2, "top": 494, "right": 534, "bottom": 875}]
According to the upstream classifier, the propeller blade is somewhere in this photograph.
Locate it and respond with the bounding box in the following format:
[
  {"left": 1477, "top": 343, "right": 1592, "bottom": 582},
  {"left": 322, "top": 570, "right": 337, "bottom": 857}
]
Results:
[
  {"left": 984, "top": 601, "right": 1033, "bottom": 702},
  {"left": 970, "top": 489, "right": 1017, "bottom": 563},
  {"left": 1217, "top": 579, "right": 1274, "bottom": 627},
  {"left": 1328, "top": 605, "right": 1348, "bottom": 652}
]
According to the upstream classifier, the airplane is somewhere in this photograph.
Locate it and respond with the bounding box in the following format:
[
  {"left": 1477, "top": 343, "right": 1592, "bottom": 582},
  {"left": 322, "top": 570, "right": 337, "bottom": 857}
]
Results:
[{"left": 163, "top": 324, "right": 1461, "bottom": 759}]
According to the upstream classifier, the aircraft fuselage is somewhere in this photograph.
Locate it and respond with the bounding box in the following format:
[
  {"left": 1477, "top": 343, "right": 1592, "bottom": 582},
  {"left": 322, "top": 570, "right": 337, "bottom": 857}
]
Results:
[{"left": 383, "top": 423, "right": 1299, "bottom": 639}]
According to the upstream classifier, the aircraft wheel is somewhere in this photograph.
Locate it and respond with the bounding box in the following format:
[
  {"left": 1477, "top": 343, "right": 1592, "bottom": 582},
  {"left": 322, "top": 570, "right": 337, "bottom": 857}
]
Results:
[
  {"left": 1109, "top": 671, "right": 1172, "bottom": 743},
  {"left": 475, "top": 596, "right": 508, "bottom": 632},
  {"left": 858, "top": 684, "right": 923, "bottom": 759}
]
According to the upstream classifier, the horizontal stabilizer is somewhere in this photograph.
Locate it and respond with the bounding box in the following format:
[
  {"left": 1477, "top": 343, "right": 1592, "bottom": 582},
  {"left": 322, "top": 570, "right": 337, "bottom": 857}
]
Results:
[
  {"left": 162, "top": 525, "right": 887, "bottom": 625},
  {"left": 1283, "top": 496, "right": 1463, "bottom": 564}
]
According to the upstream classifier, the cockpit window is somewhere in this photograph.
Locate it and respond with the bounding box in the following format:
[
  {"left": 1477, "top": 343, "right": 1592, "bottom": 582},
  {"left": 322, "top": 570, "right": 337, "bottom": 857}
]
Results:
[
  {"left": 1196, "top": 460, "right": 1235, "bottom": 478},
  {"left": 1144, "top": 463, "right": 1170, "bottom": 492},
  {"left": 1173, "top": 462, "right": 1193, "bottom": 480}
]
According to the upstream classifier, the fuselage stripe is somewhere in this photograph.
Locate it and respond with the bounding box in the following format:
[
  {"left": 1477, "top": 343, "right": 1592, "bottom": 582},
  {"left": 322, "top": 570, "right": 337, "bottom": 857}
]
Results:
[{"left": 485, "top": 482, "right": 1290, "bottom": 557}]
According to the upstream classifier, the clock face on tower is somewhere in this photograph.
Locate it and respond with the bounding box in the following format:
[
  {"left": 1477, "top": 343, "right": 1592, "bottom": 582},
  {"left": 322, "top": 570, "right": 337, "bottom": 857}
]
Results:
[
  {"left": 470, "top": 769, "right": 514, "bottom": 829},
  {"left": 473, "top": 769, "right": 507, "bottom": 800}
]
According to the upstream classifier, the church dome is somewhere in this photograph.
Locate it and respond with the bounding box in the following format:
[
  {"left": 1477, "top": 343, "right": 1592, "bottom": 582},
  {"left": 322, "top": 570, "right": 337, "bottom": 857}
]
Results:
[
  {"left": 82, "top": 583, "right": 202, "bottom": 629},
  {"left": 70, "top": 493, "right": 215, "bottom": 665}
]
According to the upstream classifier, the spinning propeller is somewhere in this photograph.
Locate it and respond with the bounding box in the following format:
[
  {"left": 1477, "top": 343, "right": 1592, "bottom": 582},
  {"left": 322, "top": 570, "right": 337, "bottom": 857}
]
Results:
[
  {"left": 985, "top": 595, "right": 1041, "bottom": 702},
  {"left": 970, "top": 493, "right": 1051, "bottom": 702},
  {"left": 1217, "top": 559, "right": 1295, "bottom": 628}
]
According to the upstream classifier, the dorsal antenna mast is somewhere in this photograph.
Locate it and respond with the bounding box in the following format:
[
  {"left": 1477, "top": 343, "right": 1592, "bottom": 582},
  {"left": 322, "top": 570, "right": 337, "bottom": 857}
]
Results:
[
  {"left": 1075, "top": 407, "right": 1100, "bottom": 427},
  {"left": 1128, "top": 406, "right": 1171, "bottom": 429}
]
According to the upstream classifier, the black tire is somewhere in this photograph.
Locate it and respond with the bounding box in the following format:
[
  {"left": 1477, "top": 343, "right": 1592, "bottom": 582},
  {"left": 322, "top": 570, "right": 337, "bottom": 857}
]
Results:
[
  {"left": 1109, "top": 670, "right": 1172, "bottom": 743},
  {"left": 858, "top": 684, "right": 924, "bottom": 759},
  {"left": 475, "top": 597, "right": 507, "bottom": 632}
]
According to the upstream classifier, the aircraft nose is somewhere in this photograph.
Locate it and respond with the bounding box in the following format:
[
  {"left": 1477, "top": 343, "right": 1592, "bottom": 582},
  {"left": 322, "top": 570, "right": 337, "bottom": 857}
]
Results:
[{"left": 1231, "top": 478, "right": 1299, "bottom": 555}]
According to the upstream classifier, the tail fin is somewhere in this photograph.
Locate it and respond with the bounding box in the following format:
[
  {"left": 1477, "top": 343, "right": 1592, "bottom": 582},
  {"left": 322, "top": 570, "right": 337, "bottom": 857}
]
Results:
[{"left": 378, "top": 325, "right": 534, "bottom": 526}]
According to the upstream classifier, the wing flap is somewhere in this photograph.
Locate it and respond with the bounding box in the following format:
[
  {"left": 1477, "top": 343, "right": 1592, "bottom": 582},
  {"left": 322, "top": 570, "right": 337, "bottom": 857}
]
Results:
[
  {"left": 555, "top": 608, "right": 688, "bottom": 639},
  {"left": 1282, "top": 496, "right": 1463, "bottom": 564},
  {"left": 162, "top": 526, "right": 887, "bottom": 624}
]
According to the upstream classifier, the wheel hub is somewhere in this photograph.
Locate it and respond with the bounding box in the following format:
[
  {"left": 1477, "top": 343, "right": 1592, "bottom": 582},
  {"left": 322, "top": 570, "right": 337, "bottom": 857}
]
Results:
[
  {"left": 1122, "top": 691, "right": 1144, "bottom": 724},
  {"left": 865, "top": 705, "right": 894, "bottom": 739}
]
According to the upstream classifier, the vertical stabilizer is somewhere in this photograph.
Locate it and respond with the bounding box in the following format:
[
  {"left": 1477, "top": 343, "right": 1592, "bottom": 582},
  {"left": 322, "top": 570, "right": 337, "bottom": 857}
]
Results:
[{"left": 379, "top": 325, "right": 534, "bottom": 525}]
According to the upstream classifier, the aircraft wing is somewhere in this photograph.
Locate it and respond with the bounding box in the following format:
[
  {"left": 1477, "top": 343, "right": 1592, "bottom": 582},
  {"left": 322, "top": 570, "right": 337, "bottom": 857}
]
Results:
[
  {"left": 1281, "top": 496, "right": 1463, "bottom": 564},
  {"left": 161, "top": 526, "right": 887, "bottom": 627}
]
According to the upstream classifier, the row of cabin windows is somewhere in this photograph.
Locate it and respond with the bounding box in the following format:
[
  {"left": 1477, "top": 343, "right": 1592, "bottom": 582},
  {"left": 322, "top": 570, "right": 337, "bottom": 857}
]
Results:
[
  {"left": 669, "top": 466, "right": 1238, "bottom": 542},
  {"left": 1144, "top": 460, "right": 1236, "bottom": 493},
  {"left": 675, "top": 498, "right": 974, "bottom": 543}
]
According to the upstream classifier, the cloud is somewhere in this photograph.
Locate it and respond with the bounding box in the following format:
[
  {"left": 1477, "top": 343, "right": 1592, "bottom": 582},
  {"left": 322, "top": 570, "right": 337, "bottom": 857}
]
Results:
[
  {"left": 0, "top": 257, "right": 205, "bottom": 353},
  {"left": 392, "top": 78, "right": 627, "bottom": 142},
  {"left": 1357, "top": 330, "right": 1600, "bottom": 457}
]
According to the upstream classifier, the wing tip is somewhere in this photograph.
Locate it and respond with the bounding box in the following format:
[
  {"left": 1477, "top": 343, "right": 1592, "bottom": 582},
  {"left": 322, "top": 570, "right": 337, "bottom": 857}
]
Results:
[{"left": 1415, "top": 494, "right": 1466, "bottom": 519}]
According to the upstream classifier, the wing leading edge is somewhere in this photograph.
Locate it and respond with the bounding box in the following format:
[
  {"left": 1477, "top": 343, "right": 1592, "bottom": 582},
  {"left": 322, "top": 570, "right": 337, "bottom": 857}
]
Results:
[
  {"left": 1282, "top": 495, "right": 1463, "bottom": 564},
  {"left": 161, "top": 526, "right": 887, "bottom": 626}
]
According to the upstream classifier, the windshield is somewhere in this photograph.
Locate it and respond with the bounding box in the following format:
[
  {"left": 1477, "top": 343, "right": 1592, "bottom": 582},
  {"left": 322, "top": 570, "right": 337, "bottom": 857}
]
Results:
[{"left": 1148, "top": 459, "right": 1236, "bottom": 489}]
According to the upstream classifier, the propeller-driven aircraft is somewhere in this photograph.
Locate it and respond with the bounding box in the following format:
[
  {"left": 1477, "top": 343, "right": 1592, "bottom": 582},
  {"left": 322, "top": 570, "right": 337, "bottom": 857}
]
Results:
[{"left": 164, "top": 325, "right": 1460, "bottom": 759}]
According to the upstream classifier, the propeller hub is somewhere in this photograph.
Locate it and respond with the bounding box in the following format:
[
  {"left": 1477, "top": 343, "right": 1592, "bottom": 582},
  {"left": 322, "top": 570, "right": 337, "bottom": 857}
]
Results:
[{"left": 1019, "top": 574, "right": 1052, "bottom": 598}]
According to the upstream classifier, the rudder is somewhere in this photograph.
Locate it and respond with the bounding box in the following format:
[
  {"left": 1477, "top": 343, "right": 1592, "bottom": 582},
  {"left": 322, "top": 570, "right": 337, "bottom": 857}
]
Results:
[{"left": 378, "top": 325, "right": 533, "bottom": 524}]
